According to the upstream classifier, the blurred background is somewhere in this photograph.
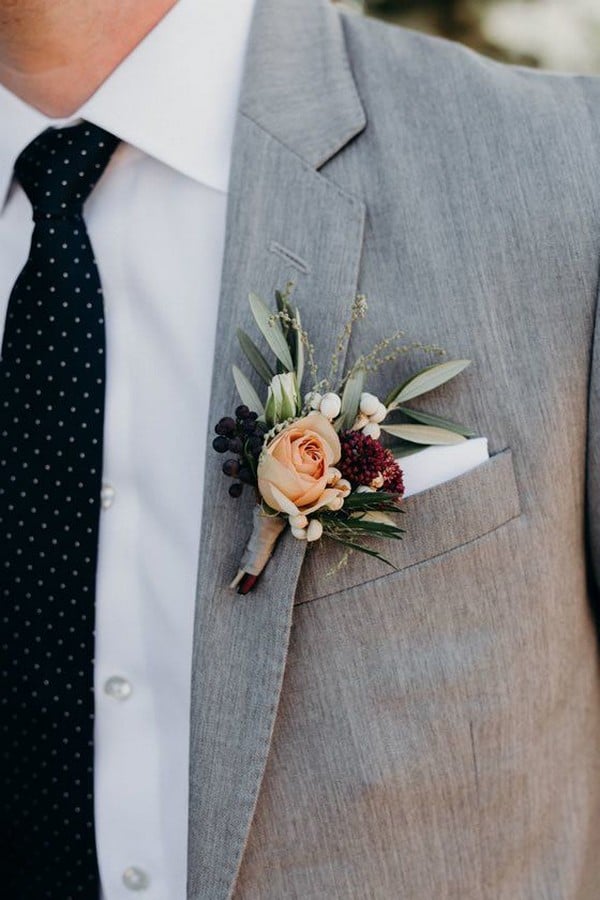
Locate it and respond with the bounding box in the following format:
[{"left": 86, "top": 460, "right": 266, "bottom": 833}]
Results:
[{"left": 337, "top": 0, "right": 600, "bottom": 73}]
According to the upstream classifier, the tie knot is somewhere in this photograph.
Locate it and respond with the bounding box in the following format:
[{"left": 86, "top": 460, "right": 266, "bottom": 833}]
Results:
[{"left": 15, "top": 122, "right": 120, "bottom": 220}]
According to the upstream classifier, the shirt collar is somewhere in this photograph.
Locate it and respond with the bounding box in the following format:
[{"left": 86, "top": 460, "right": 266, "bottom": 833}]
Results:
[{"left": 0, "top": 0, "right": 256, "bottom": 210}]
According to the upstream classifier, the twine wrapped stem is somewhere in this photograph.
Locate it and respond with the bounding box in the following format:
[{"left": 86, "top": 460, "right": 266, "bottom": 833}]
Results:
[{"left": 230, "top": 506, "right": 287, "bottom": 595}]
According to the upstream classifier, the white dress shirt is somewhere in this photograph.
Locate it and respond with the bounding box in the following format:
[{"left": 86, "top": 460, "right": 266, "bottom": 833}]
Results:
[{"left": 0, "top": 0, "right": 256, "bottom": 896}]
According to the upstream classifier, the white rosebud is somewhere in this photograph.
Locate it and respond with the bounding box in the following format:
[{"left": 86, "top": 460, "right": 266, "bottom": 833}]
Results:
[
  {"left": 265, "top": 372, "right": 299, "bottom": 426},
  {"left": 359, "top": 392, "right": 380, "bottom": 417},
  {"left": 356, "top": 485, "right": 375, "bottom": 493},
  {"left": 306, "top": 519, "right": 323, "bottom": 542},
  {"left": 363, "top": 422, "right": 381, "bottom": 440},
  {"left": 304, "top": 391, "right": 322, "bottom": 410},
  {"left": 327, "top": 496, "right": 345, "bottom": 512},
  {"left": 327, "top": 467, "right": 342, "bottom": 485},
  {"left": 291, "top": 526, "right": 308, "bottom": 540},
  {"left": 370, "top": 473, "right": 385, "bottom": 489},
  {"left": 370, "top": 402, "right": 388, "bottom": 424},
  {"left": 319, "top": 392, "right": 342, "bottom": 420},
  {"left": 289, "top": 514, "right": 308, "bottom": 530}
]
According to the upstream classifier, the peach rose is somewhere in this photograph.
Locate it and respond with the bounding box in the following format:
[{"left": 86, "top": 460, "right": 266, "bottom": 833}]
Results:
[{"left": 258, "top": 412, "right": 349, "bottom": 516}]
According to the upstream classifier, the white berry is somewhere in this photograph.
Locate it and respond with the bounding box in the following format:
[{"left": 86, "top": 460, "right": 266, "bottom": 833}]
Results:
[
  {"left": 363, "top": 422, "right": 381, "bottom": 440},
  {"left": 359, "top": 392, "right": 380, "bottom": 416},
  {"left": 289, "top": 514, "right": 308, "bottom": 529},
  {"left": 370, "top": 402, "right": 388, "bottom": 424},
  {"left": 306, "top": 519, "right": 324, "bottom": 542},
  {"left": 319, "top": 392, "right": 342, "bottom": 420},
  {"left": 304, "top": 391, "right": 322, "bottom": 410}
]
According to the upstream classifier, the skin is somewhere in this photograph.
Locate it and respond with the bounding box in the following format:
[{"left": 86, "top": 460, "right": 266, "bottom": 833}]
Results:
[{"left": 0, "top": 0, "right": 178, "bottom": 116}]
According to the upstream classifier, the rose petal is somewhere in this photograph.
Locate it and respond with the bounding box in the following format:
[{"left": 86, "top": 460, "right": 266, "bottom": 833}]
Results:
[
  {"left": 294, "top": 475, "right": 329, "bottom": 509},
  {"left": 300, "top": 487, "right": 348, "bottom": 516},
  {"left": 262, "top": 482, "right": 300, "bottom": 516},
  {"left": 301, "top": 413, "right": 341, "bottom": 464},
  {"left": 291, "top": 436, "right": 322, "bottom": 477},
  {"left": 258, "top": 453, "right": 305, "bottom": 503}
]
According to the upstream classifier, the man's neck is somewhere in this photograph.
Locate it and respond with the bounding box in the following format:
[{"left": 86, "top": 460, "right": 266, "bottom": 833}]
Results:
[{"left": 0, "top": 0, "right": 178, "bottom": 117}]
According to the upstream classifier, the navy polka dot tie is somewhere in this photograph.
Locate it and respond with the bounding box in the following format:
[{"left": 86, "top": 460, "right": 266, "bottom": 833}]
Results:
[{"left": 1, "top": 123, "right": 119, "bottom": 898}]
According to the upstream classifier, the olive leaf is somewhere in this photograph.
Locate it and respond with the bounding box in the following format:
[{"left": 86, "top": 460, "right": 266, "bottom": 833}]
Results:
[
  {"left": 275, "top": 289, "right": 287, "bottom": 316},
  {"left": 249, "top": 293, "right": 294, "bottom": 371},
  {"left": 393, "top": 405, "right": 475, "bottom": 437},
  {"left": 232, "top": 365, "right": 265, "bottom": 417},
  {"left": 236, "top": 329, "right": 274, "bottom": 385},
  {"left": 381, "top": 423, "right": 466, "bottom": 445},
  {"left": 295, "top": 308, "right": 305, "bottom": 388},
  {"left": 385, "top": 359, "right": 470, "bottom": 408},
  {"left": 337, "top": 368, "right": 365, "bottom": 431},
  {"left": 387, "top": 443, "right": 429, "bottom": 459}
]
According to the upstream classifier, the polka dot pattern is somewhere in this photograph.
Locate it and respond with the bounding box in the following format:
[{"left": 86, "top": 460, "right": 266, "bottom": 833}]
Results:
[{"left": 1, "top": 122, "right": 119, "bottom": 898}]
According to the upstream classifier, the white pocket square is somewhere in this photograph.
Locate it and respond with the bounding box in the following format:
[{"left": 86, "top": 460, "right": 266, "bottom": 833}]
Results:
[{"left": 399, "top": 437, "right": 489, "bottom": 498}]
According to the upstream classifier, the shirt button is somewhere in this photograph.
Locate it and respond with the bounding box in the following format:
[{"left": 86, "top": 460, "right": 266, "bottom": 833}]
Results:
[
  {"left": 101, "top": 483, "right": 115, "bottom": 509},
  {"left": 104, "top": 676, "right": 132, "bottom": 701},
  {"left": 122, "top": 867, "right": 150, "bottom": 891}
]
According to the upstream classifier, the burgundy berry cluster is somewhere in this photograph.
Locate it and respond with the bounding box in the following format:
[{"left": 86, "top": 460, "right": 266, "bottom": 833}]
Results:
[
  {"left": 212, "top": 405, "right": 268, "bottom": 497},
  {"left": 338, "top": 430, "right": 405, "bottom": 496}
]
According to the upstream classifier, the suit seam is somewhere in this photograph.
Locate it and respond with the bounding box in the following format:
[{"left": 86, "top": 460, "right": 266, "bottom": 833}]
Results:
[
  {"left": 577, "top": 73, "right": 600, "bottom": 600},
  {"left": 468, "top": 720, "right": 489, "bottom": 899},
  {"left": 294, "top": 508, "right": 522, "bottom": 608}
]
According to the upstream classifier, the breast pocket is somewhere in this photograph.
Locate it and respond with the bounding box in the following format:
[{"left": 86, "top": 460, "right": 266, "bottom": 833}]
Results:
[{"left": 294, "top": 448, "right": 521, "bottom": 605}]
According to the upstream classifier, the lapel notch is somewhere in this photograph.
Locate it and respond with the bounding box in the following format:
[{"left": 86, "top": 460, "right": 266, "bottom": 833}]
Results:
[{"left": 239, "top": 0, "right": 366, "bottom": 169}]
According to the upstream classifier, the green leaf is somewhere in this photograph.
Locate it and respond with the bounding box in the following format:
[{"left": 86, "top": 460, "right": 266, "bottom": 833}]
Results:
[
  {"left": 360, "top": 510, "right": 400, "bottom": 528},
  {"left": 387, "top": 443, "right": 428, "bottom": 459},
  {"left": 381, "top": 423, "right": 466, "bottom": 445},
  {"left": 236, "top": 329, "right": 274, "bottom": 385},
  {"left": 342, "top": 518, "right": 405, "bottom": 539},
  {"left": 337, "top": 368, "right": 365, "bottom": 431},
  {"left": 275, "top": 289, "right": 286, "bottom": 315},
  {"left": 394, "top": 406, "right": 475, "bottom": 437},
  {"left": 232, "top": 365, "right": 265, "bottom": 417},
  {"left": 243, "top": 441, "right": 259, "bottom": 480},
  {"left": 295, "top": 308, "right": 305, "bottom": 389},
  {"left": 385, "top": 359, "right": 471, "bottom": 408},
  {"left": 322, "top": 531, "right": 397, "bottom": 568},
  {"left": 342, "top": 491, "right": 404, "bottom": 512},
  {"left": 249, "top": 293, "right": 294, "bottom": 371}
]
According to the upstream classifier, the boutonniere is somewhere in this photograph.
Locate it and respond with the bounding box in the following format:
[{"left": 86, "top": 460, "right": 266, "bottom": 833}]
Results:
[{"left": 213, "top": 286, "right": 473, "bottom": 594}]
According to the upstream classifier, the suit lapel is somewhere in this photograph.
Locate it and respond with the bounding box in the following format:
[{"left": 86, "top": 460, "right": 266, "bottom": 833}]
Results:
[{"left": 187, "top": 2, "right": 366, "bottom": 897}]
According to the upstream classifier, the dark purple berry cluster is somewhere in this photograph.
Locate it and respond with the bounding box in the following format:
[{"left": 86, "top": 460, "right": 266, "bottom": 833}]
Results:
[{"left": 212, "top": 405, "right": 268, "bottom": 498}]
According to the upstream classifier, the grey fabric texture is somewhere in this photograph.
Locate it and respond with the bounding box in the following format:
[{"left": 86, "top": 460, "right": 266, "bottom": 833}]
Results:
[{"left": 187, "top": 1, "right": 600, "bottom": 897}]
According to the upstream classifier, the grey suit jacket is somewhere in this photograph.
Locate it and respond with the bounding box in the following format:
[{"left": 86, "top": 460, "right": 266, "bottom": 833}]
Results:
[{"left": 187, "top": 1, "right": 600, "bottom": 896}]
